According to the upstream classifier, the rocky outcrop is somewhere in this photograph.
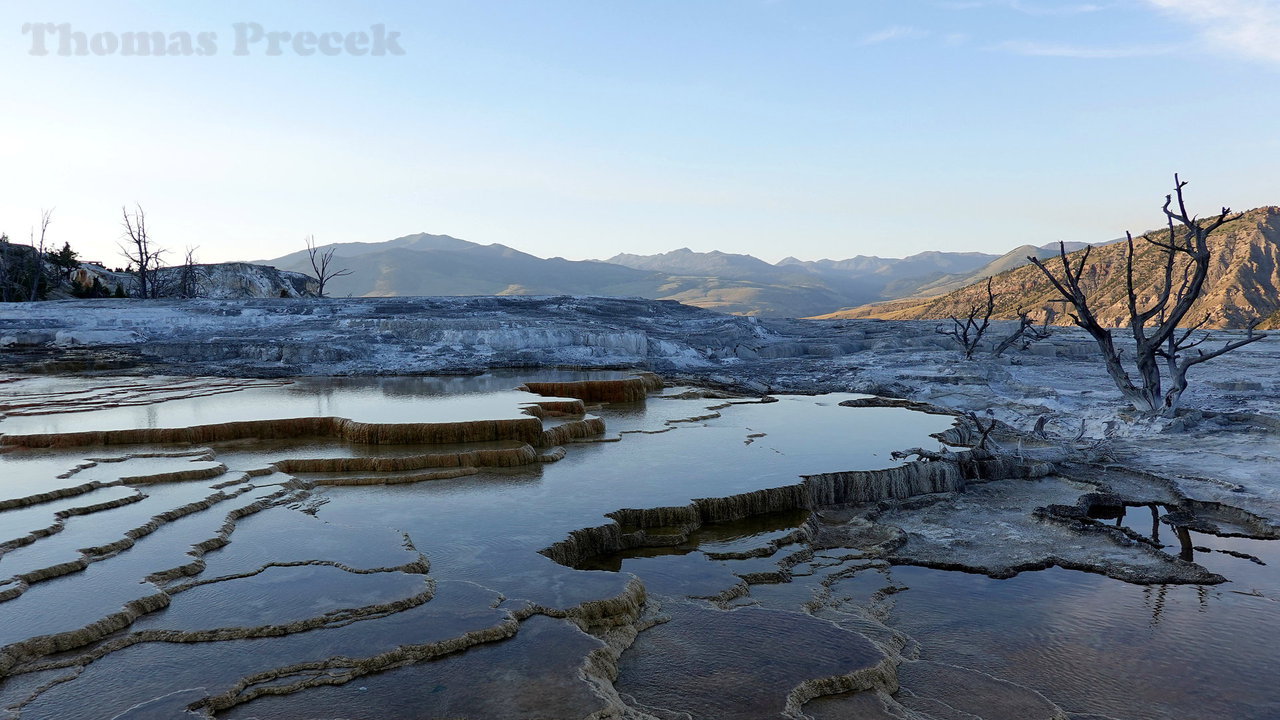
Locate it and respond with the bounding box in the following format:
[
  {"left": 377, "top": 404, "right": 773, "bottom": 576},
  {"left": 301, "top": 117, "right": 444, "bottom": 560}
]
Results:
[{"left": 45, "top": 262, "right": 316, "bottom": 301}]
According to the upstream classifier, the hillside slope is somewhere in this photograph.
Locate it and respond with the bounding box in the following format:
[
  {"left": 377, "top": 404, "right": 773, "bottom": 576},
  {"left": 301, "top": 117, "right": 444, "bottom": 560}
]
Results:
[{"left": 817, "top": 207, "right": 1280, "bottom": 330}]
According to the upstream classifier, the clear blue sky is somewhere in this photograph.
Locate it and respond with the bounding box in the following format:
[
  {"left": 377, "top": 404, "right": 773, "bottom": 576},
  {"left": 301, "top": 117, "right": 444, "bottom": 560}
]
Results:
[{"left": 1, "top": 0, "right": 1277, "bottom": 265}]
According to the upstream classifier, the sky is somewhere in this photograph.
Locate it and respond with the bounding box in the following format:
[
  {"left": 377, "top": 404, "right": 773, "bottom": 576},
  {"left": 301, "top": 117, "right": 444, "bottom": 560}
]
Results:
[{"left": 1, "top": 0, "right": 1277, "bottom": 266}]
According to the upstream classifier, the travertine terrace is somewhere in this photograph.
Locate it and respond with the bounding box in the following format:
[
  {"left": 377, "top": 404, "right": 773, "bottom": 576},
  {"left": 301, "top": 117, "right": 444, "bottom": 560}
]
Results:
[{"left": 2, "top": 296, "right": 1279, "bottom": 719}]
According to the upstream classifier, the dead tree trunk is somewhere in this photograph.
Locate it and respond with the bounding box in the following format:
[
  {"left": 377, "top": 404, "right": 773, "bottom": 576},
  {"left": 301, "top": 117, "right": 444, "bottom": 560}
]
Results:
[
  {"left": 992, "top": 308, "right": 1053, "bottom": 357},
  {"left": 176, "top": 246, "right": 204, "bottom": 298},
  {"left": 27, "top": 210, "right": 53, "bottom": 301},
  {"left": 0, "top": 260, "right": 6, "bottom": 303},
  {"left": 1027, "top": 175, "right": 1266, "bottom": 415},
  {"left": 0, "top": 234, "right": 11, "bottom": 303}
]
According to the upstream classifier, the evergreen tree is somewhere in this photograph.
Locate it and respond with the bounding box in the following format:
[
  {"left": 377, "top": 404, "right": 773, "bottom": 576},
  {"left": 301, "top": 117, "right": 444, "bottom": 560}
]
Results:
[{"left": 48, "top": 241, "right": 80, "bottom": 280}]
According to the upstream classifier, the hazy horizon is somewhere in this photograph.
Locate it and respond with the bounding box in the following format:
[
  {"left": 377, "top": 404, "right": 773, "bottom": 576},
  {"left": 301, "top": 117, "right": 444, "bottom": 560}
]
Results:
[{"left": 3, "top": 1, "right": 1277, "bottom": 267}]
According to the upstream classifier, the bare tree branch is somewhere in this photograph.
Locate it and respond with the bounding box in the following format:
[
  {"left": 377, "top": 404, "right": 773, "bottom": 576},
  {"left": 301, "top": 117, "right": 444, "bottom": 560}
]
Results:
[
  {"left": 305, "top": 235, "right": 353, "bottom": 298},
  {"left": 176, "top": 246, "right": 204, "bottom": 299},
  {"left": 119, "top": 204, "right": 166, "bottom": 299},
  {"left": 1026, "top": 175, "right": 1266, "bottom": 415},
  {"left": 27, "top": 209, "right": 54, "bottom": 301},
  {"left": 936, "top": 277, "right": 995, "bottom": 359},
  {"left": 964, "top": 410, "right": 999, "bottom": 451},
  {"left": 993, "top": 307, "right": 1054, "bottom": 357}
]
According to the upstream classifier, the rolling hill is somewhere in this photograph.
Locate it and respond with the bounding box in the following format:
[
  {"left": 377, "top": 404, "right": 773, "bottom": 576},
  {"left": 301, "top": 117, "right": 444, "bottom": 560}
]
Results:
[{"left": 257, "top": 234, "right": 659, "bottom": 299}]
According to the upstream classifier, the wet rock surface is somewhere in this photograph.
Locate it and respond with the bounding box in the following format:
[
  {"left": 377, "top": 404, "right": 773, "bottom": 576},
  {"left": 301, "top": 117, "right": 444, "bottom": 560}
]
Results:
[
  {"left": 871, "top": 479, "right": 1224, "bottom": 584},
  {"left": 219, "top": 614, "right": 613, "bottom": 720},
  {"left": 617, "top": 601, "right": 893, "bottom": 720}
]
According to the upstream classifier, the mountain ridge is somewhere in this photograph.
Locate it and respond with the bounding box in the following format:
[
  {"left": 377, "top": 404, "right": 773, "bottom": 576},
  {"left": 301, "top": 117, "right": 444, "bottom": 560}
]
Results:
[{"left": 250, "top": 230, "right": 1151, "bottom": 318}]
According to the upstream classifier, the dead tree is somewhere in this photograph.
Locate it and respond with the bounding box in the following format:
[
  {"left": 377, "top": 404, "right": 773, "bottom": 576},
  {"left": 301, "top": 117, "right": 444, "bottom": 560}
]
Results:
[
  {"left": 175, "top": 246, "right": 204, "bottom": 299},
  {"left": 1028, "top": 175, "right": 1266, "bottom": 415},
  {"left": 0, "top": 233, "right": 11, "bottom": 302},
  {"left": 119, "top": 204, "right": 166, "bottom": 298},
  {"left": 305, "top": 235, "right": 351, "bottom": 298},
  {"left": 27, "top": 209, "right": 54, "bottom": 301},
  {"left": 936, "top": 277, "right": 995, "bottom": 359},
  {"left": 1031, "top": 414, "right": 1116, "bottom": 462},
  {"left": 963, "top": 410, "right": 1000, "bottom": 451},
  {"left": 992, "top": 308, "right": 1054, "bottom": 357}
]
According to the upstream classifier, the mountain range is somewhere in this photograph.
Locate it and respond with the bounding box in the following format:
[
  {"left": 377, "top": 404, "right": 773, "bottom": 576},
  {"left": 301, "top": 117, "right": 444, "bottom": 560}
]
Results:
[
  {"left": 254, "top": 208, "right": 1279, "bottom": 327},
  {"left": 256, "top": 234, "right": 1091, "bottom": 318}
]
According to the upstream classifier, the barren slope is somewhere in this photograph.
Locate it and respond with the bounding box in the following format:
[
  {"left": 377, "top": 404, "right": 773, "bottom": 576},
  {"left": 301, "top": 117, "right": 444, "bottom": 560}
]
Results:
[{"left": 815, "top": 207, "right": 1280, "bottom": 329}]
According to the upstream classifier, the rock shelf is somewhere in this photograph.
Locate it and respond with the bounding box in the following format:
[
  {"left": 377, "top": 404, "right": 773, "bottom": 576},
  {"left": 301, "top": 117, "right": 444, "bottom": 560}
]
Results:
[
  {"left": 540, "top": 452, "right": 1006, "bottom": 569},
  {"left": 521, "top": 372, "right": 664, "bottom": 404},
  {"left": 0, "top": 416, "right": 549, "bottom": 449}
]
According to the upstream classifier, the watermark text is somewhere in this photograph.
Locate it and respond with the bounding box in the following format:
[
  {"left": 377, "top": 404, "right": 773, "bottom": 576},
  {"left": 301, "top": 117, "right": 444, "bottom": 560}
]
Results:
[{"left": 21, "top": 22, "right": 404, "bottom": 57}]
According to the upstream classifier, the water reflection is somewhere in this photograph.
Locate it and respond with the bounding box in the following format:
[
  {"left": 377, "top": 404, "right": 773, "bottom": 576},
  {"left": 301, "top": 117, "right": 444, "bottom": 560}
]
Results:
[
  {"left": 0, "top": 371, "right": 608, "bottom": 435},
  {"left": 885, "top": 521, "right": 1280, "bottom": 719}
]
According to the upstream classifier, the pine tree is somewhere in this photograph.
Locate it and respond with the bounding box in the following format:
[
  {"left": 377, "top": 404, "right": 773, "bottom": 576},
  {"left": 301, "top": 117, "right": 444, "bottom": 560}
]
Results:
[{"left": 48, "top": 242, "right": 80, "bottom": 280}]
